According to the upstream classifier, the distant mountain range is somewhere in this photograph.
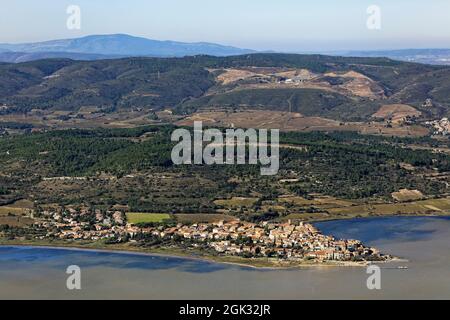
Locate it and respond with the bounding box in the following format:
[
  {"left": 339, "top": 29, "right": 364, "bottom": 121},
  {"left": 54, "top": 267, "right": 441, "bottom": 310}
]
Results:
[
  {"left": 0, "top": 34, "right": 255, "bottom": 62},
  {"left": 0, "top": 34, "right": 450, "bottom": 65},
  {"left": 0, "top": 51, "right": 117, "bottom": 63}
]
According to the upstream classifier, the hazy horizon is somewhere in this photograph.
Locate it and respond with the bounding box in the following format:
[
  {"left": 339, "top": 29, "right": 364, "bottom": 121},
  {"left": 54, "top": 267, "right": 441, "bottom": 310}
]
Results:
[
  {"left": 1, "top": 0, "right": 450, "bottom": 51},
  {"left": 2, "top": 33, "right": 450, "bottom": 54}
]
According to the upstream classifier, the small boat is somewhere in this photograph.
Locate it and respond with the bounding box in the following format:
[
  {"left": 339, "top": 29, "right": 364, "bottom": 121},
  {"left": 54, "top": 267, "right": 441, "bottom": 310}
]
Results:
[{"left": 397, "top": 266, "right": 408, "bottom": 270}]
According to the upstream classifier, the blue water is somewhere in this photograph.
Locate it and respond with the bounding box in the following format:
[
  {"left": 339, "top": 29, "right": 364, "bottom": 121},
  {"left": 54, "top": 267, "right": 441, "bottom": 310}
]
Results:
[
  {"left": 315, "top": 216, "right": 450, "bottom": 244},
  {"left": 1, "top": 216, "right": 450, "bottom": 299},
  {"left": 0, "top": 216, "right": 447, "bottom": 273},
  {"left": 0, "top": 216, "right": 438, "bottom": 273},
  {"left": 0, "top": 246, "right": 235, "bottom": 273}
]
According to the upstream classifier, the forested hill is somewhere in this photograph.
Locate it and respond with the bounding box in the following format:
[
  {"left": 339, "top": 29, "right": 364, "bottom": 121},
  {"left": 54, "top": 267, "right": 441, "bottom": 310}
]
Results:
[{"left": 0, "top": 53, "right": 449, "bottom": 119}]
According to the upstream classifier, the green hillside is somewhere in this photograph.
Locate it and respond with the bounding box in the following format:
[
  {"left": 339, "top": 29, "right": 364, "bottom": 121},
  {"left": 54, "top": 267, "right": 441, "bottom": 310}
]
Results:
[{"left": 0, "top": 53, "right": 449, "bottom": 120}]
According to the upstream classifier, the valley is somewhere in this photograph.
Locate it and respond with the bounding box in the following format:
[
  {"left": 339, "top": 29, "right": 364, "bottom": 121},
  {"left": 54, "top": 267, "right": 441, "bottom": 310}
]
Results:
[{"left": 1, "top": 53, "right": 450, "bottom": 266}]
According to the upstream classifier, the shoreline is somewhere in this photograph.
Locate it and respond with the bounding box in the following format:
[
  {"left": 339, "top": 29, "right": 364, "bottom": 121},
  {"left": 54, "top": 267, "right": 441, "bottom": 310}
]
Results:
[
  {"left": 0, "top": 241, "right": 392, "bottom": 270},
  {"left": 0, "top": 215, "right": 422, "bottom": 269},
  {"left": 0, "top": 215, "right": 428, "bottom": 270}
]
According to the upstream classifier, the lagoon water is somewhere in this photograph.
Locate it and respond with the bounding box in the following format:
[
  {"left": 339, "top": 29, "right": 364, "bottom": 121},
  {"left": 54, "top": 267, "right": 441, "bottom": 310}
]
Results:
[{"left": 1, "top": 216, "right": 450, "bottom": 299}]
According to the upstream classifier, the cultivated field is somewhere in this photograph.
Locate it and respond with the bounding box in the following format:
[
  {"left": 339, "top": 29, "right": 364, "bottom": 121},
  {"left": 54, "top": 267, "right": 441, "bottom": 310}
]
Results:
[
  {"left": 0, "top": 200, "right": 34, "bottom": 227},
  {"left": 214, "top": 197, "right": 259, "bottom": 208},
  {"left": 211, "top": 67, "right": 385, "bottom": 99},
  {"left": 177, "top": 110, "right": 429, "bottom": 137},
  {"left": 126, "top": 213, "right": 172, "bottom": 224},
  {"left": 391, "top": 189, "right": 425, "bottom": 202},
  {"left": 174, "top": 214, "right": 237, "bottom": 224},
  {"left": 372, "top": 104, "right": 422, "bottom": 123},
  {"left": 287, "top": 198, "right": 450, "bottom": 222}
]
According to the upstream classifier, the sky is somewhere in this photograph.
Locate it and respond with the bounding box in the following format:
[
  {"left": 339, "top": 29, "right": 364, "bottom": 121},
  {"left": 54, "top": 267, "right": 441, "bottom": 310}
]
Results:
[{"left": 1, "top": 0, "right": 449, "bottom": 51}]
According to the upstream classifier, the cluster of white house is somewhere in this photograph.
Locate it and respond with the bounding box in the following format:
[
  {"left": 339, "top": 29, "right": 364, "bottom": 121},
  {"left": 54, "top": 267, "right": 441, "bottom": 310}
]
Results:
[{"left": 33, "top": 208, "right": 386, "bottom": 262}]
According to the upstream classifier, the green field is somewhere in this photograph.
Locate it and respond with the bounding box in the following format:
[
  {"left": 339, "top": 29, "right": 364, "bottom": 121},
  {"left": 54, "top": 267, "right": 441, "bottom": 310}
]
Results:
[
  {"left": 126, "top": 213, "right": 171, "bottom": 224},
  {"left": 0, "top": 206, "right": 25, "bottom": 215}
]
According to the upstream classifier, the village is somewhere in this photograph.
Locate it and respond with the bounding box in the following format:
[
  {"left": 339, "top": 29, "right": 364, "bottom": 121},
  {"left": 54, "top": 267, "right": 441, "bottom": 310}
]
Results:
[
  {"left": 28, "top": 207, "right": 390, "bottom": 263},
  {"left": 426, "top": 117, "right": 450, "bottom": 136}
]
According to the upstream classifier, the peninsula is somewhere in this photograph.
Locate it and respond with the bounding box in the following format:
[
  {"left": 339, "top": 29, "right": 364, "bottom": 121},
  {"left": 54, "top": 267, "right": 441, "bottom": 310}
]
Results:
[{"left": 0, "top": 206, "right": 392, "bottom": 268}]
